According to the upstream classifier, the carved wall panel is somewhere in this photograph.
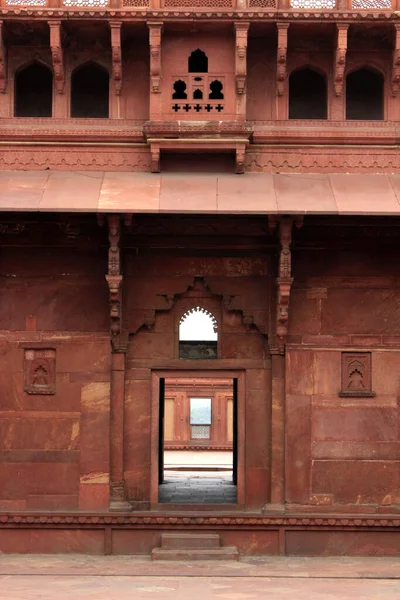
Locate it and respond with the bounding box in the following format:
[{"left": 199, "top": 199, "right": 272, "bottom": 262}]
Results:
[
  {"left": 24, "top": 348, "right": 56, "bottom": 395},
  {"left": 340, "top": 352, "right": 375, "bottom": 397}
]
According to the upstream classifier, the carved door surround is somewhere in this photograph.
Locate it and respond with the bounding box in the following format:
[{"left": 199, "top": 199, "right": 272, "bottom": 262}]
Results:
[{"left": 150, "top": 369, "right": 245, "bottom": 508}]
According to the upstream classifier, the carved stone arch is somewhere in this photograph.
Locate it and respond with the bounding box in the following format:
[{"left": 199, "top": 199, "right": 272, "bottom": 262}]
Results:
[
  {"left": 179, "top": 306, "right": 219, "bottom": 336},
  {"left": 128, "top": 275, "right": 268, "bottom": 340}
]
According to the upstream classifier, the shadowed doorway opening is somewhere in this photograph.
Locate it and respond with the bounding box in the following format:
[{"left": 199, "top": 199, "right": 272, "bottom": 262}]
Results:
[{"left": 158, "top": 376, "right": 237, "bottom": 504}]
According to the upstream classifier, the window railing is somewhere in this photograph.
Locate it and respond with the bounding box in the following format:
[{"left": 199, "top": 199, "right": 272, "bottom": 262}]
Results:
[{"left": 1, "top": 0, "right": 397, "bottom": 9}]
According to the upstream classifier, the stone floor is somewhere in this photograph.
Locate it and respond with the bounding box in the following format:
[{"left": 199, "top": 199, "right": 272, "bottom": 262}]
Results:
[
  {"left": 2, "top": 555, "right": 400, "bottom": 599},
  {"left": 159, "top": 471, "right": 237, "bottom": 503}
]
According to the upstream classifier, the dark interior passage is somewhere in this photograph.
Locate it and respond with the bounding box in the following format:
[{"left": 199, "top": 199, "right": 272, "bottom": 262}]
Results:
[
  {"left": 289, "top": 68, "right": 327, "bottom": 119},
  {"left": 15, "top": 62, "right": 53, "bottom": 117},
  {"left": 346, "top": 68, "right": 383, "bottom": 120},
  {"left": 71, "top": 62, "right": 109, "bottom": 118}
]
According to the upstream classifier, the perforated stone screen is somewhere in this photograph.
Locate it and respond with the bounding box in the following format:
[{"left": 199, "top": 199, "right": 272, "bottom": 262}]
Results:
[
  {"left": 63, "top": 0, "right": 108, "bottom": 5},
  {"left": 163, "top": 0, "right": 232, "bottom": 6},
  {"left": 352, "top": 0, "right": 391, "bottom": 7},
  {"left": 191, "top": 425, "right": 211, "bottom": 439},
  {"left": 290, "top": 0, "right": 335, "bottom": 6}
]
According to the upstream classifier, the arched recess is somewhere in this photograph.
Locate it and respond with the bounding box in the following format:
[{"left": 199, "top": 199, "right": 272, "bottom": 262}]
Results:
[
  {"left": 179, "top": 306, "right": 218, "bottom": 359},
  {"left": 71, "top": 62, "right": 109, "bottom": 118},
  {"left": 14, "top": 61, "right": 53, "bottom": 117},
  {"left": 188, "top": 49, "right": 208, "bottom": 73},
  {"left": 346, "top": 68, "right": 384, "bottom": 120},
  {"left": 289, "top": 67, "right": 327, "bottom": 119}
]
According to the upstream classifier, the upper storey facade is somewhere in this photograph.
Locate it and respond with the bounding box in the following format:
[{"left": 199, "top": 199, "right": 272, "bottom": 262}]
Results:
[{"left": 2, "top": 8, "right": 400, "bottom": 172}]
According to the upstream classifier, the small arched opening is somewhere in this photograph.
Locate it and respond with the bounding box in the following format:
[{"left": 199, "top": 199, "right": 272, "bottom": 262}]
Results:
[
  {"left": 346, "top": 68, "right": 384, "bottom": 120},
  {"left": 71, "top": 62, "right": 109, "bottom": 118},
  {"left": 289, "top": 67, "right": 327, "bottom": 119},
  {"left": 172, "top": 79, "right": 187, "bottom": 100},
  {"left": 188, "top": 49, "right": 208, "bottom": 73},
  {"left": 14, "top": 62, "right": 53, "bottom": 117},
  {"left": 179, "top": 307, "right": 218, "bottom": 359}
]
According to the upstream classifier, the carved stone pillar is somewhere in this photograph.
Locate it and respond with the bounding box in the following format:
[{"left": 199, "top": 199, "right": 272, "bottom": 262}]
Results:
[
  {"left": 49, "top": 21, "right": 65, "bottom": 94},
  {"left": 276, "top": 23, "right": 289, "bottom": 119},
  {"left": 110, "top": 21, "right": 123, "bottom": 96},
  {"left": 110, "top": 334, "right": 130, "bottom": 511},
  {"left": 234, "top": 22, "right": 249, "bottom": 120},
  {"left": 264, "top": 216, "right": 300, "bottom": 512},
  {"left": 0, "top": 21, "right": 6, "bottom": 94},
  {"left": 148, "top": 21, "right": 163, "bottom": 121},
  {"left": 105, "top": 215, "right": 131, "bottom": 511}
]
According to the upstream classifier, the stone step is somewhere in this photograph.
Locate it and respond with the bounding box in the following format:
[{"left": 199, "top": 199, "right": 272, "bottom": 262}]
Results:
[
  {"left": 151, "top": 546, "right": 239, "bottom": 561},
  {"left": 160, "top": 533, "right": 221, "bottom": 550}
]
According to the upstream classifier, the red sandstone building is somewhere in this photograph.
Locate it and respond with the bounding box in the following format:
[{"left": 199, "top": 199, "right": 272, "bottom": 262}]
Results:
[{"left": 0, "top": 0, "right": 400, "bottom": 557}]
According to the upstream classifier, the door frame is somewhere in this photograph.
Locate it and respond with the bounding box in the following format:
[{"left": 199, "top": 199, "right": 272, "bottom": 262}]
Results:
[{"left": 150, "top": 369, "right": 246, "bottom": 507}]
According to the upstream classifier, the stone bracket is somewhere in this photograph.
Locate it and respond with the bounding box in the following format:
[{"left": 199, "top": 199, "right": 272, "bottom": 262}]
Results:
[
  {"left": 276, "top": 23, "right": 289, "bottom": 97},
  {"left": 392, "top": 24, "right": 400, "bottom": 97},
  {"left": 110, "top": 20, "right": 122, "bottom": 96},
  {"left": 106, "top": 215, "right": 123, "bottom": 337},
  {"left": 275, "top": 216, "right": 303, "bottom": 353},
  {"left": 234, "top": 21, "right": 249, "bottom": 95},
  {"left": 49, "top": 20, "right": 64, "bottom": 94},
  {"left": 148, "top": 21, "right": 163, "bottom": 94},
  {"left": 334, "top": 24, "right": 348, "bottom": 97},
  {"left": 0, "top": 21, "right": 6, "bottom": 94}
]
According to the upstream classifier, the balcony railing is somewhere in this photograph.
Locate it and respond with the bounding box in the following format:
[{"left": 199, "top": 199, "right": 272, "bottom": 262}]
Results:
[{"left": 0, "top": 0, "right": 396, "bottom": 9}]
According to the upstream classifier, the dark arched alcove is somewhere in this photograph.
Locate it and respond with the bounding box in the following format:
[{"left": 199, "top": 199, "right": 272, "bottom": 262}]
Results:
[
  {"left": 346, "top": 68, "right": 384, "bottom": 120},
  {"left": 188, "top": 49, "right": 208, "bottom": 73},
  {"left": 14, "top": 62, "right": 53, "bottom": 117},
  {"left": 71, "top": 62, "right": 109, "bottom": 118},
  {"left": 289, "top": 68, "right": 327, "bottom": 119}
]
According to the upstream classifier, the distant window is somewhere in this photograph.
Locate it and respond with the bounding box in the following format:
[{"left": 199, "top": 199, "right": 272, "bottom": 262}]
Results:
[
  {"left": 193, "top": 88, "right": 203, "bottom": 100},
  {"left": 71, "top": 63, "right": 109, "bottom": 118},
  {"left": 188, "top": 49, "right": 208, "bottom": 73},
  {"left": 15, "top": 62, "right": 53, "bottom": 117},
  {"left": 289, "top": 68, "right": 327, "bottom": 119},
  {"left": 346, "top": 69, "right": 383, "bottom": 121}
]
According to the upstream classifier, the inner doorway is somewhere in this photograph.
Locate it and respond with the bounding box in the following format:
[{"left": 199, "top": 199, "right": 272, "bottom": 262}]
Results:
[{"left": 158, "top": 376, "right": 238, "bottom": 504}]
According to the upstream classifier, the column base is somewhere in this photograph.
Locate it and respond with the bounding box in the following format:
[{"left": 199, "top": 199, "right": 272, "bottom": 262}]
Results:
[{"left": 109, "top": 499, "right": 132, "bottom": 512}]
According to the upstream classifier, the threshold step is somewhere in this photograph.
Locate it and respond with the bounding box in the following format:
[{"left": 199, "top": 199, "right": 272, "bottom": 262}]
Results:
[
  {"left": 161, "top": 533, "right": 220, "bottom": 550},
  {"left": 151, "top": 547, "right": 239, "bottom": 561}
]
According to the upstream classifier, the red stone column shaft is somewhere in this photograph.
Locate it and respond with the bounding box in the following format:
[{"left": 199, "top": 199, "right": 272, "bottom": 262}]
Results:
[
  {"left": 270, "top": 351, "right": 285, "bottom": 508},
  {"left": 110, "top": 349, "right": 130, "bottom": 510}
]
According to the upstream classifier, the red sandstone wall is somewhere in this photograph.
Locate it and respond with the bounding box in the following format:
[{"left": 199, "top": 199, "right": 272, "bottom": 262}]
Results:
[
  {"left": 0, "top": 245, "right": 111, "bottom": 511},
  {"left": 286, "top": 249, "right": 400, "bottom": 511},
  {"left": 123, "top": 253, "right": 271, "bottom": 509}
]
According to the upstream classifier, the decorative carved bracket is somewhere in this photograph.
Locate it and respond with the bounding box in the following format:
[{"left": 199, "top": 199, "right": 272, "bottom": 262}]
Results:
[
  {"left": 392, "top": 25, "right": 400, "bottom": 97},
  {"left": 110, "top": 21, "right": 122, "bottom": 96},
  {"left": 148, "top": 21, "right": 163, "bottom": 94},
  {"left": 234, "top": 22, "right": 249, "bottom": 95},
  {"left": 276, "top": 23, "right": 289, "bottom": 97},
  {"left": 49, "top": 21, "right": 64, "bottom": 94},
  {"left": 0, "top": 21, "right": 6, "bottom": 94},
  {"left": 334, "top": 24, "right": 348, "bottom": 97},
  {"left": 275, "top": 216, "right": 302, "bottom": 353},
  {"left": 106, "top": 215, "right": 123, "bottom": 337}
]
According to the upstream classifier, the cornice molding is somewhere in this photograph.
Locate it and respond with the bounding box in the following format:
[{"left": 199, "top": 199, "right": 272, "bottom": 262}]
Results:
[{"left": 0, "top": 9, "right": 398, "bottom": 22}]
